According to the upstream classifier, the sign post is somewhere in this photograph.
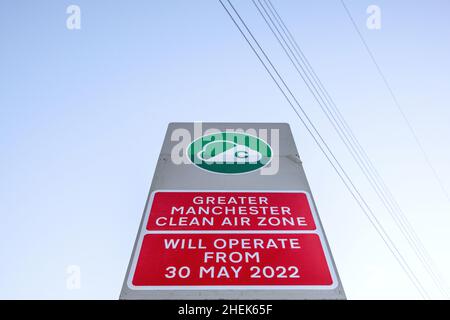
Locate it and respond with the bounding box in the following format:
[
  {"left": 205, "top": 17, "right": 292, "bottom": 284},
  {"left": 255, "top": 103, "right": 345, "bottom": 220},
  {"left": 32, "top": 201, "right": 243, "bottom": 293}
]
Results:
[{"left": 120, "top": 123, "right": 345, "bottom": 299}]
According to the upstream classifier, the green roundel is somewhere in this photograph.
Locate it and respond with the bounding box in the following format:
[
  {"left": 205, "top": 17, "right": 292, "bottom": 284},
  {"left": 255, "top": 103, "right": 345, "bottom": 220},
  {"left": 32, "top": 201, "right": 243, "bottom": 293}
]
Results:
[{"left": 187, "top": 132, "right": 272, "bottom": 174}]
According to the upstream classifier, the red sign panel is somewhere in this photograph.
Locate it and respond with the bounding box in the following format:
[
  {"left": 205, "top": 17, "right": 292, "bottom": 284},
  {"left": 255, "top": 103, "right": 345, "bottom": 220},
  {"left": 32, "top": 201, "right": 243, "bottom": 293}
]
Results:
[
  {"left": 146, "top": 192, "right": 316, "bottom": 231},
  {"left": 132, "top": 233, "right": 333, "bottom": 286},
  {"left": 129, "top": 191, "right": 335, "bottom": 289}
]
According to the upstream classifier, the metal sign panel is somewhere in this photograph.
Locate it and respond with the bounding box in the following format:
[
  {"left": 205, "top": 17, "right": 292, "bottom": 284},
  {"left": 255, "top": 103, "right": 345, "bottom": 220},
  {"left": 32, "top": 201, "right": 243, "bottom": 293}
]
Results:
[{"left": 120, "top": 123, "right": 345, "bottom": 299}]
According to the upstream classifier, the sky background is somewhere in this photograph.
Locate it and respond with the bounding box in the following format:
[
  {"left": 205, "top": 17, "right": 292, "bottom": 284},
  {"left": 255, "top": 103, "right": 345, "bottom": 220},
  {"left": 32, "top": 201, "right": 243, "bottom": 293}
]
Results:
[{"left": 1, "top": 0, "right": 450, "bottom": 299}]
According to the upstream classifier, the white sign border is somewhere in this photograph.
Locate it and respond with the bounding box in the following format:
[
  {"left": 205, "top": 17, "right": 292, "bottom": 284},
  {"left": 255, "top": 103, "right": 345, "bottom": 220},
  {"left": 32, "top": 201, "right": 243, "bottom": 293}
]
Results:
[{"left": 127, "top": 190, "right": 339, "bottom": 291}]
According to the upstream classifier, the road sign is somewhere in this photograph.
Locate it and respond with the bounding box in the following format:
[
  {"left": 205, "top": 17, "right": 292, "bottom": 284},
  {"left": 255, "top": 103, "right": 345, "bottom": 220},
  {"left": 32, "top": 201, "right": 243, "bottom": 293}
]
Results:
[{"left": 120, "top": 123, "right": 345, "bottom": 299}]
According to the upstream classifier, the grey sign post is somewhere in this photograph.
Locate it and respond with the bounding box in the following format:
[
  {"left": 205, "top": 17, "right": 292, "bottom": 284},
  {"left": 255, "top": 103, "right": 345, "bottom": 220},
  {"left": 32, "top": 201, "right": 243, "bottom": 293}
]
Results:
[{"left": 120, "top": 123, "right": 345, "bottom": 299}]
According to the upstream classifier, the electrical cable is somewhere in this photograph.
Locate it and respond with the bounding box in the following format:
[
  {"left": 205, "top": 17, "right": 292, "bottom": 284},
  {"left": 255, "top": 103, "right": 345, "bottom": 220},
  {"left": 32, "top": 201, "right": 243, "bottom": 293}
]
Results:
[{"left": 218, "top": 0, "right": 430, "bottom": 299}]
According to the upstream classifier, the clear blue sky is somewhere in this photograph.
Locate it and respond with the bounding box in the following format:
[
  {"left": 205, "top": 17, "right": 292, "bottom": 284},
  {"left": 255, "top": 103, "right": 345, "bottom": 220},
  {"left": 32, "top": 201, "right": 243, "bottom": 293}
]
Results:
[{"left": 1, "top": 0, "right": 449, "bottom": 299}]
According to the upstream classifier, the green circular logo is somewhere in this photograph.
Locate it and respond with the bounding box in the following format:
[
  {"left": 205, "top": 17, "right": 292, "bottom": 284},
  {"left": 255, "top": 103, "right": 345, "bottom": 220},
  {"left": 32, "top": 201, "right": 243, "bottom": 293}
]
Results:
[{"left": 187, "top": 132, "right": 272, "bottom": 174}]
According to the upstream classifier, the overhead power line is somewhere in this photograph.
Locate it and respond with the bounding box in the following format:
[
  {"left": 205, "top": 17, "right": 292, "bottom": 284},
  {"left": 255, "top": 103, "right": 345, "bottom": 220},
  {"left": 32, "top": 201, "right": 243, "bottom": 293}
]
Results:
[
  {"left": 218, "top": 0, "right": 430, "bottom": 299},
  {"left": 253, "top": 0, "right": 448, "bottom": 298},
  {"left": 339, "top": 0, "right": 450, "bottom": 204}
]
